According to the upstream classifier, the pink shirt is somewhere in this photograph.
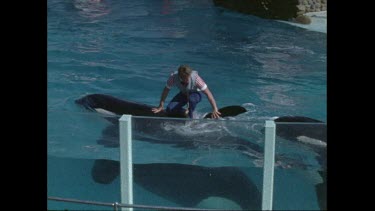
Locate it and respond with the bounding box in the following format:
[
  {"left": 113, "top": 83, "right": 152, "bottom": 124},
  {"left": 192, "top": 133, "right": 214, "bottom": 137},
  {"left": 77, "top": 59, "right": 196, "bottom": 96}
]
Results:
[{"left": 166, "top": 72, "right": 207, "bottom": 91}]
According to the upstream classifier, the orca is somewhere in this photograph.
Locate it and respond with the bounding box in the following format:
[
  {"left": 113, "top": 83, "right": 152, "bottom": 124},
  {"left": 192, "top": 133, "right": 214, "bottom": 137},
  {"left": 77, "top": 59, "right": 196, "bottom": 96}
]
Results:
[
  {"left": 273, "top": 116, "right": 326, "bottom": 168},
  {"left": 91, "top": 159, "right": 261, "bottom": 210},
  {"left": 75, "top": 93, "right": 248, "bottom": 118},
  {"left": 274, "top": 116, "right": 326, "bottom": 145},
  {"left": 75, "top": 93, "right": 169, "bottom": 117},
  {"left": 74, "top": 95, "right": 325, "bottom": 209},
  {"left": 74, "top": 94, "right": 318, "bottom": 170},
  {"left": 265, "top": 116, "right": 327, "bottom": 210},
  {"left": 274, "top": 115, "right": 327, "bottom": 208}
]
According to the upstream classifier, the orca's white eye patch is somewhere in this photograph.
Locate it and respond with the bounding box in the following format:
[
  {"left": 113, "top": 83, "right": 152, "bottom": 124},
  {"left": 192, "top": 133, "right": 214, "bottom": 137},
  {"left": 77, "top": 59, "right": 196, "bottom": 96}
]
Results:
[{"left": 94, "top": 108, "right": 117, "bottom": 116}]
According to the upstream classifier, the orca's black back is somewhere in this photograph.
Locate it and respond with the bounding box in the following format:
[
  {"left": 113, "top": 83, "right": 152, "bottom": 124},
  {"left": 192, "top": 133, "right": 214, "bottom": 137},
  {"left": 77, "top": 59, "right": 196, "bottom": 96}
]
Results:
[
  {"left": 75, "top": 94, "right": 167, "bottom": 117},
  {"left": 204, "top": 105, "right": 247, "bottom": 118}
]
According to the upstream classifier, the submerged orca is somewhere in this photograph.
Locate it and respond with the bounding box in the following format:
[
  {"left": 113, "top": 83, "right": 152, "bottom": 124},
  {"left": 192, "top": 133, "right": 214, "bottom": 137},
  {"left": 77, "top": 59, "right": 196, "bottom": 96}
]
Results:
[
  {"left": 274, "top": 116, "right": 326, "bottom": 145},
  {"left": 274, "top": 115, "right": 327, "bottom": 209},
  {"left": 91, "top": 159, "right": 261, "bottom": 210},
  {"left": 273, "top": 116, "right": 326, "bottom": 167},
  {"left": 95, "top": 121, "right": 310, "bottom": 169}
]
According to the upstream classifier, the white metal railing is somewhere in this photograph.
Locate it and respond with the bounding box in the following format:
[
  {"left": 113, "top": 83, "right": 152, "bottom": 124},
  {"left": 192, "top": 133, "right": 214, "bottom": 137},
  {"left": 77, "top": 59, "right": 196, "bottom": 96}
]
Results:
[
  {"left": 47, "top": 196, "right": 231, "bottom": 211},
  {"left": 119, "top": 115, "right": 133, "bottom": 211},
  {"left": 262, "top": 120, "right": 276, "bottom": 210},
  {"left": 118, "top": 115, "right": 277, "bottom": 211}
]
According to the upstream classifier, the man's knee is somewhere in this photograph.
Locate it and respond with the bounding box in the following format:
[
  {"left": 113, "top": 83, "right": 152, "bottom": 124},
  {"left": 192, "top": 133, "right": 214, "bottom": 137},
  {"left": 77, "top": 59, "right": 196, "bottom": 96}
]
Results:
[
  {"left": 167, "top": 102, "right": 183, "bottom": 113},
  {"left": 166, "top": 104, "right": 176, "bottom": 113},
  {"left": 166, "top": 106, "right": 179, "bottom": 113},
  {"left": 166, "top": 105, "right": 188, "bottom": 118},
  {"left": 189, "top": 92, "right": 202, "bottom": 103}
]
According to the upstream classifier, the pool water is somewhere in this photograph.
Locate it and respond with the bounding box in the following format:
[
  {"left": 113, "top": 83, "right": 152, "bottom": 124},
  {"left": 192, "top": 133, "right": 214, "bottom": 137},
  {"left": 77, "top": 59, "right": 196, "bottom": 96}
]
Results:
[{"left": 48, "top": 0, "right": 326, "bottom": 210}]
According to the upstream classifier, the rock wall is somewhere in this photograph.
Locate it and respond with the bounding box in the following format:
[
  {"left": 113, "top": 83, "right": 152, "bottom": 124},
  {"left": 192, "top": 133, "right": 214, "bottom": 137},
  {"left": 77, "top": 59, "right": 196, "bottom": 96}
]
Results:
[
  {"left": 297, "top": 0, "right": 326, "bottom": 15},
  {"left": 213, "top": 0, "right": 327, "bottom": 23}
]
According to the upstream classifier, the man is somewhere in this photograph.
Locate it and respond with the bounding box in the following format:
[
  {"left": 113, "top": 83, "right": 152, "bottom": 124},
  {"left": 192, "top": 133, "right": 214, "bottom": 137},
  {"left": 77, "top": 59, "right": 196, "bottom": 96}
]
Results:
[{"left": 152, "top": 65, "right": 221, "bottom": 119}]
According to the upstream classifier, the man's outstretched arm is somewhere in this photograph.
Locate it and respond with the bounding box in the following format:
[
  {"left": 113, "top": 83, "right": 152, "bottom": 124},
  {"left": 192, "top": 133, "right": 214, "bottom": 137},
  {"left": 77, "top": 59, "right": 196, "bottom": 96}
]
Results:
[
  {"left": 152, "top": 86, "right": 170, "bottom": 113},
  {"left": 202, "top": 88, "right": 221, "bottom": 118}
]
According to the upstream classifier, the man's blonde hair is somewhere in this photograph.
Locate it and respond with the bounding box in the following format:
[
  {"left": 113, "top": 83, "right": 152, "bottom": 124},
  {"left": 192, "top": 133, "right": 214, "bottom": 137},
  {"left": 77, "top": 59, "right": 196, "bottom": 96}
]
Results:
[{"left": 178, "top": 65, "right": 192, "bottom": 75}]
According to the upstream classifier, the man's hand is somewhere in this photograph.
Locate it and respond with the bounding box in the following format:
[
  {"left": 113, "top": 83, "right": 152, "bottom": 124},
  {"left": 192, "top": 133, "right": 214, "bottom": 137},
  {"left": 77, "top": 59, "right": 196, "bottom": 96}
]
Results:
[
  {"left": 211, "top": 109, "right": 221, "bottom": 119},
  {"left": 152, "top": 106, "right": 163, "bottom": 113}
]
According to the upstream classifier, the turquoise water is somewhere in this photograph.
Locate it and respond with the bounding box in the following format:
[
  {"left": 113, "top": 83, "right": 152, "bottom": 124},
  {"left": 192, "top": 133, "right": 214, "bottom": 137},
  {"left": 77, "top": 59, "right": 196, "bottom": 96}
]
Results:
[{"left": 48, "top": 0, "right": 326, "bottom": 210}]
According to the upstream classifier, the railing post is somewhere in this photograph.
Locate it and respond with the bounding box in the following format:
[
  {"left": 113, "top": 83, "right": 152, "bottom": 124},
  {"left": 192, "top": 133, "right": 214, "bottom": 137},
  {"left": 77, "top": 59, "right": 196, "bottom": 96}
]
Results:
[
  {"left": 113, "top": 202, "right": 119, "bottom": 211},
  {"left": 262, "top": 120, "right": 276, "bottom": 211},
  {"left": 119, "top": 115, "right": 133, "bottom": 211}
]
